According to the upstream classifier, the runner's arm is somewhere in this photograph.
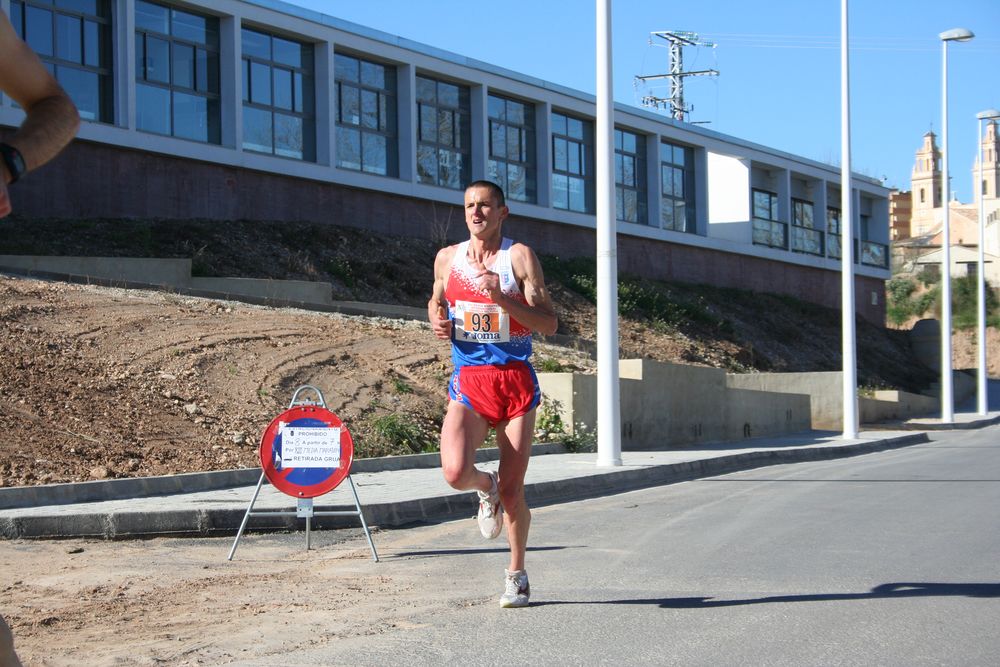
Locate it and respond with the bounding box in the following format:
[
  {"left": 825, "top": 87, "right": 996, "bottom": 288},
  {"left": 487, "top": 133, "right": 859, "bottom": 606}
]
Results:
[
  {"left": 495, "top": 244, "right": 557, "bottom": 336},
  {"left": 428, "top": 246, "right": 455, "bottom": 340}
]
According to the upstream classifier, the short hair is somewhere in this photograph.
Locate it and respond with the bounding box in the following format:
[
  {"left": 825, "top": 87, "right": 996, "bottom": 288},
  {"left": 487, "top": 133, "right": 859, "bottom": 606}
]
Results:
[{"left": 465, "top": 180, "right": 506, "bottom": 207}]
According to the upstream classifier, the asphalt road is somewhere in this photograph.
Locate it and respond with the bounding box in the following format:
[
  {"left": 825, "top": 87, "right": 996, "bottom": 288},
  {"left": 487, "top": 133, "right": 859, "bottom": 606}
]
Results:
[{"left": 266, "top": 423, "right": 1000, "bottom": 666}]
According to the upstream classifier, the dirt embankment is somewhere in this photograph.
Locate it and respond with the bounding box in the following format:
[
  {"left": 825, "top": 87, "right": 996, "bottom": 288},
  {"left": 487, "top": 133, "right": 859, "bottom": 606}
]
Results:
[{"left": 0, "top": 217, "right": 947, "bottom": 487}]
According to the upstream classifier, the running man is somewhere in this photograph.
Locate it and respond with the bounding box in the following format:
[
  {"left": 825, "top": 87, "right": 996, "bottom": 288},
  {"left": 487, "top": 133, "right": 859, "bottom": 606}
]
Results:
[
  {"left": 428, "top": 180, "right": 557, "bottom": 608},
  {"left": 0, "top": 8, "right": 80, "bottom": 219}
]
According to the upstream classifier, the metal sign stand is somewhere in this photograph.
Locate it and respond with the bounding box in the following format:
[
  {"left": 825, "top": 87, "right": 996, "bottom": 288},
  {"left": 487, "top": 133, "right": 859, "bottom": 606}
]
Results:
[{"left": 227, "top": 385, "right": 379, "bottom": 562}]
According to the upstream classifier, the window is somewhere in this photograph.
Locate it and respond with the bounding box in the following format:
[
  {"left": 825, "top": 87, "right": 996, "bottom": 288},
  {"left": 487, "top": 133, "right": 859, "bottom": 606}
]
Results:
[
  {"left": 753, "top": 189, "right": 778, "bottom": 221},
  {"left": 10, "top": 0, "right": 112, "bottom": 122},
  {"left": 416, "top": 76, "right": 470, "bottom": 190},
  {"left": 752, "top": 188, "right": 786, "bottom": 249},
  {"left": 488, "top": 94, "right": 535, "bottom": 203},
  {"left": 826, "top": 207, "right": 842, "bottom": 259},
  {"left": 859, "top": 213, "right": 887, "bottom": 268},
  {"left": 335, "top": 52, "right": 396, "bottom": 175},
  {"left": 660, "top": 141, "right": 694, "bottom": 232},
  {"left": 791, "top": 198, "right": 822, "bottom": 255},
  {"left": 242, "top": 27, "right": 315, "bottom": 160},
  {"left": 551, "top": 111, "right": 593, "bottom": 213},
  {"left": 135, "top": 1, "right": 219, "bottom": 143},
  {"left": 615, "top": 129, "right": 646, "bottom": 224}
]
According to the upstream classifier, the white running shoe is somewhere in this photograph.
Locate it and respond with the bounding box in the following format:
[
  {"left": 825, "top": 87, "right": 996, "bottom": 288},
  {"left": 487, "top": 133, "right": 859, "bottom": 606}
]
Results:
[
  {"left": 499, "top": 569, "right": 530, "bottom": 608},
  {"left": 476, "top": 470, "right": 503, "bottom": 539}
]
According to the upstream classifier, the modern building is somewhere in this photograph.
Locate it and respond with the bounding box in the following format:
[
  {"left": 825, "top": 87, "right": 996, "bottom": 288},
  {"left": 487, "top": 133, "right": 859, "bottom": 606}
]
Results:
[{"left": 0, "top": 0, "right": 892, "bottom": 322}]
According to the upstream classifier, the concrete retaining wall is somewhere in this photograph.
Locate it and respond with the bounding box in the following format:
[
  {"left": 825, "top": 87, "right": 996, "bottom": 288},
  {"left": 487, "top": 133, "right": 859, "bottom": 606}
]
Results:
[
  {"left": 0, "top": 255, "right": 192, "bottom": 286},
  {"left": 540, "top": 362, "right": 966, "bottom": 446},
  {"left": 725, "top": 370, "right": 972, "bottom": 427},
  {"left": 539, "top": 359, "right": 812, "bottom": 449},
  {"left": 726, "top": 371, "right": 845, "bottom": 430}
]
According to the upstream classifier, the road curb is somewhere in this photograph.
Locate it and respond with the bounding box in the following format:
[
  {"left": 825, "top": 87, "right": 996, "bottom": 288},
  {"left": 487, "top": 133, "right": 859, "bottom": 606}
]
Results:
[
  {"left": 0, "top": 444, "right": 568, "bottom": 511},
  {"left": 0, "top": 433, "right": 929, "bottom": 540}
]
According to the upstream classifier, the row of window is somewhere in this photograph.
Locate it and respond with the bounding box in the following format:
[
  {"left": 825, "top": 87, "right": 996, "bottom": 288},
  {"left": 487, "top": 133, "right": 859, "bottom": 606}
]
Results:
[
  {"left": 8, "top": 0, "right": 704, "bottom": 230},
  {"left": 752, "top": 188, "right": 886, "bottom": 267}
]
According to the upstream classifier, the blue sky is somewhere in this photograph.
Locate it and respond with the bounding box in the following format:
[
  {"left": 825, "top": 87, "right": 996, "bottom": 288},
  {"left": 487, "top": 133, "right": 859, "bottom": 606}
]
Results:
[{"left": 283, "top": 0, "right": 1000, "bottom": 202}]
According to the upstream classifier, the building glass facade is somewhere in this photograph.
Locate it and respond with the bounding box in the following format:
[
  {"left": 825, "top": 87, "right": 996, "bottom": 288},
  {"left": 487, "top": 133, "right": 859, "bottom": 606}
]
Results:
[
  {"left": 552, "top": 111, "right": 593, "bottom": 213},
  {"left": 615, "top": 128, "right": 646, "bottom": 224},
  {"left": 0, "top": 0, "right": 891, "bottom": 308},
  {"left": 660, "top": 140, "right": 693, "bottom": 232},
  {"left": 827, "top": 207, "right": 842, "bottom": 259},
  {"left": 752, "top": 188, "right": 786, "bottom": 248},
  {"left": 487, "top": 94, "right": 535, "bottom": 203},
  {"left": 10, "top": 0, "right": 112, "bottom": 122},
  {"left": 242, "top": 27, "right": 315, "bottom": 160},
  {"left": 415, "top": 75, "right": 469, "bottom": 190},
  {"left": 335, "top": 52, "right": 396, "bottom": 175},
  {"left": 790, "top": 198, "right": 822, "bottom": 256},
  {"left": 135, "top": 1, "right": 220, "bottom": 143}
]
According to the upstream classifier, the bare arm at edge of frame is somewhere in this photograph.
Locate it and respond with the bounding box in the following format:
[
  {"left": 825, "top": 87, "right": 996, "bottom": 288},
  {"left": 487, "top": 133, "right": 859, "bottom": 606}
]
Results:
[{"left": 0, "top": 9, "right": 80, "bottom": 179}]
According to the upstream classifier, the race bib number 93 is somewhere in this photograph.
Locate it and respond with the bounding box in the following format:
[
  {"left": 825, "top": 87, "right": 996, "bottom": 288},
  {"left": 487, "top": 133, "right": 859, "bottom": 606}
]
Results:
[{"left": 454, "top": 300, "right": 510, "bottom": 343}]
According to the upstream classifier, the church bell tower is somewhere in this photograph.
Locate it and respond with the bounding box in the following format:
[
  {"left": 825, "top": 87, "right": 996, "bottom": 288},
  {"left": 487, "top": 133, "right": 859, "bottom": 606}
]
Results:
[{"left": 911, "top": 131, "right": 942, "bottom": 213}]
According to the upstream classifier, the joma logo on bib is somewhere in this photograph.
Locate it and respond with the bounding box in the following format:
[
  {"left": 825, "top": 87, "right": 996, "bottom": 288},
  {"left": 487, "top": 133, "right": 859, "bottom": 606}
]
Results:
[{"left": 461, "top": 331, "right": 502, "bottom": 341}]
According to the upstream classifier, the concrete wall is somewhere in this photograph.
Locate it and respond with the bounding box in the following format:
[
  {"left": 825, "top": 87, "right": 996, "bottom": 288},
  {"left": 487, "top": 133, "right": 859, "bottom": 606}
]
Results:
[
  {"left": 0, "top": 255, "right": 193, "bottom": 287},
  {"left": 860, "top": 390, "right": 938, "bottom": 424},
  {"left": 538, "top": 359, "right": 812, "bottom": 449},
  {"left": 725, "top": 370, "right": 972, "bottom": 427},
  {"left": 726, "top": 371, "right": 845, "bottom": 431},
  {"left": 0, "top": 255, "right": 335, "bottom": 307}
]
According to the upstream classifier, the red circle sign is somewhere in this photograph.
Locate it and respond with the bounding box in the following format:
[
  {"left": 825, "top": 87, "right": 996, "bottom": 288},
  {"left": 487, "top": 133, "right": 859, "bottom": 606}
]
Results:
[{"left": 258, "top": 405, "right": 354, "bottom": 498}]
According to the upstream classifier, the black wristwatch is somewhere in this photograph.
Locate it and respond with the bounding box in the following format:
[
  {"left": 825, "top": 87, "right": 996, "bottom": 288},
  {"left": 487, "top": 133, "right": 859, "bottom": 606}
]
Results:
[{"left": 0, "top": 142, "right": 26, "bottom": 184}]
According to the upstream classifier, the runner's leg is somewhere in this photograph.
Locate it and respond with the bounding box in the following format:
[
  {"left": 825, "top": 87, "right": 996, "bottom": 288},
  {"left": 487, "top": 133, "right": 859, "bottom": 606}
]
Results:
[
  {"left": 440, "top": 399, "right": 493, "bottom": 494},
  {"left": 495, "top": 408, "right": 535, "bottom": 571}
]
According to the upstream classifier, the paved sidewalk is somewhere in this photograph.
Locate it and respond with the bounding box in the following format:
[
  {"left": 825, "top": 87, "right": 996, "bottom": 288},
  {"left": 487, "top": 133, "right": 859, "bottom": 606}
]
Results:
[{"left": 1, "top": 411, "right": 997, "bottom": 541}]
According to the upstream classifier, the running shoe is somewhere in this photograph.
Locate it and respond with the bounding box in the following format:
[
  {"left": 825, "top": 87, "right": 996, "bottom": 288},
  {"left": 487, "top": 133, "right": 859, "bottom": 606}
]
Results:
[
  {"left": 499, "top": 569, "right": 530, "bottom": 608},
  {"left": 476, "top": 470, "right": 503, "bottom": 539}
]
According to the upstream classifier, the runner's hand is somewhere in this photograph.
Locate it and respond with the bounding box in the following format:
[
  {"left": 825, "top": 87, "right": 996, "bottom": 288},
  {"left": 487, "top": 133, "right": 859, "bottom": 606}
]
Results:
[
  {"left": 470, "top": 258, "right": 500, "bottom": 299},
  {"left": 431, "top": 303, "right": 452, "bottom": 340}
]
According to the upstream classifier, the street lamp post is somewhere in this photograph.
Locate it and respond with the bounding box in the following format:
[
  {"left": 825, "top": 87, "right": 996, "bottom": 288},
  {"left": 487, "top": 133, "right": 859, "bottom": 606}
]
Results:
[
  {"left": 938, "top": 27, "right": 974, "bottom": 423},
  {"left": 975, "top": 109, "right": 1000, "bottom": 416},
  {"left": 841, "top": 0, "right": 858, "bottom": 439}
]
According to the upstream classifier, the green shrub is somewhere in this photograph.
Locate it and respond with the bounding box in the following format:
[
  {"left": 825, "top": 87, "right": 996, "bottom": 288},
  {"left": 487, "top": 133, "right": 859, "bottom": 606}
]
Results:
[
  {"left": 917, "top": 268, "right": 941, "bottom": 286},
  {"left": 366, "top": 413, "right": 436, "bottom": 455},
  {"left": 535, "top": 358, "right": 566, "bottom": 373},
  {"left": 952, "top": 276, "right": 1000, "bottom": 330},
  {"left": 328, "top": 257, "right": 356, "bottom": 287},
  {"left": 534, "top": 398, "right": 596, "bottom": 453}
]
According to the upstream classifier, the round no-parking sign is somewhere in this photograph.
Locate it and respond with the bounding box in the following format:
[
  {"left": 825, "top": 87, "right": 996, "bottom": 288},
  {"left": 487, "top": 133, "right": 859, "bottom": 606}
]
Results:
[{"left": 259, "top": 405, "right": 354, "bottom": 498}]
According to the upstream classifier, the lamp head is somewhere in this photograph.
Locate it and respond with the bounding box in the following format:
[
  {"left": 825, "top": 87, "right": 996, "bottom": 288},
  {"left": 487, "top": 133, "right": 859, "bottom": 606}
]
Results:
[
  {"left": 939, "top": 28, "right": 974, "bottom": 42},
  {"left": 976, "top": 109, "right": 1000, "bottom": 121}
]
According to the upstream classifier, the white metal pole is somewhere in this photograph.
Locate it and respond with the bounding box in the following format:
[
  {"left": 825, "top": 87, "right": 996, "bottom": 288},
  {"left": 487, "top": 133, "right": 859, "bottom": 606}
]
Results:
[
  {"left": 977, "top": 116, "right": 987, "bottom": 415},
  {"left": 595, "top": 0, "right": 622, "bottom": 466},
  {"left": 940, "top": 37, "right": 954, "bottom": 422},
  {"left": 840, "top": 0, "right": 858, "bottom": 439},
  {"left": 937, "top": 28, "right": 974, "bottom": 419},
  {"left": 975, "top": 112, "right": 1000, "bottom": 414}
]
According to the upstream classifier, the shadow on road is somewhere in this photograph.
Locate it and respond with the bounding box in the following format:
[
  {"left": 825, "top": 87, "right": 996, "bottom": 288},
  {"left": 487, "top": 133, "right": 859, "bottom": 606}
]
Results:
[
  {"left": 535, "top": 582, "right": 1000, "bottom": 608},
  {"left": 388, "top": 545, "right": 575, "bottom": 559}
]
